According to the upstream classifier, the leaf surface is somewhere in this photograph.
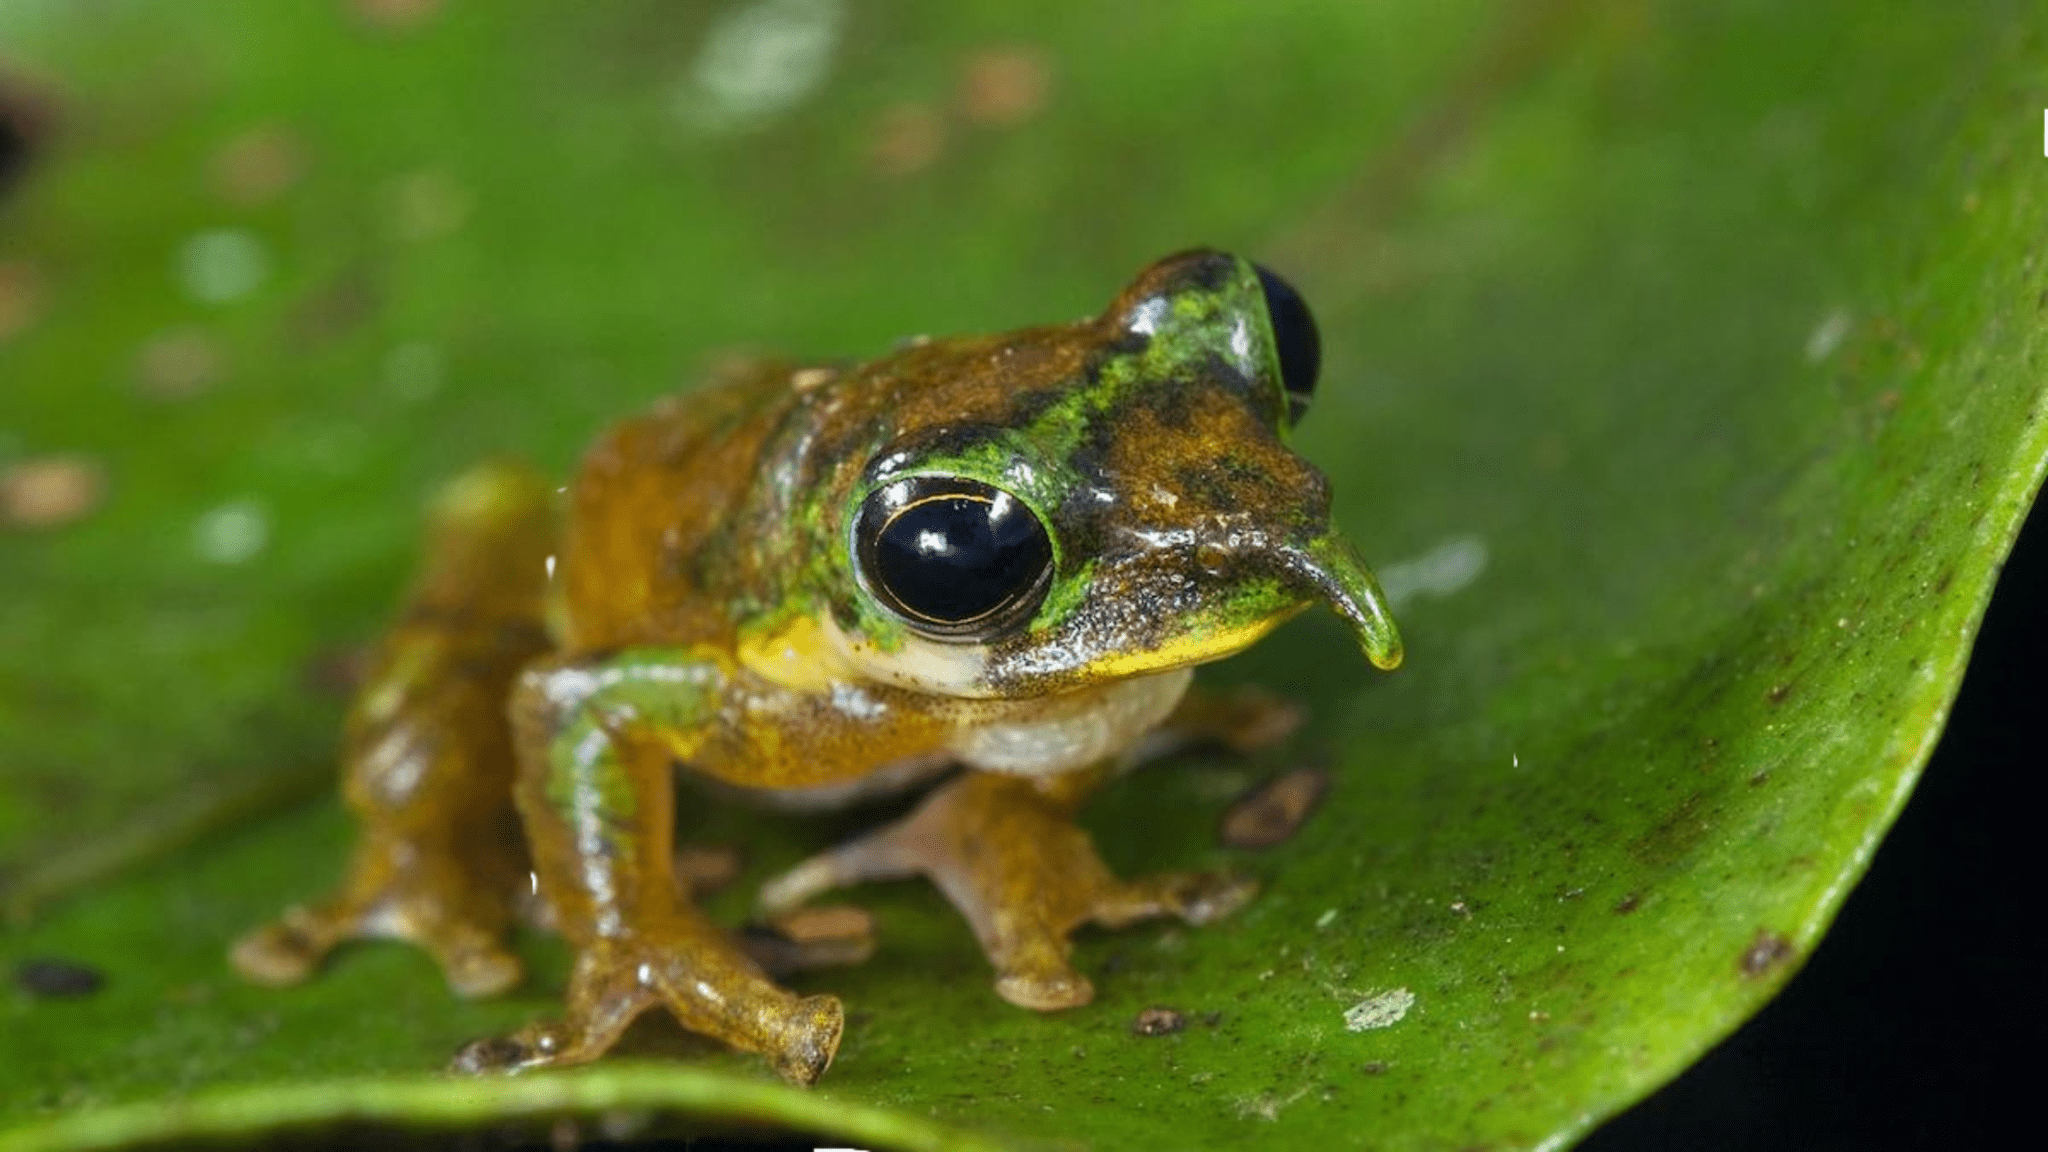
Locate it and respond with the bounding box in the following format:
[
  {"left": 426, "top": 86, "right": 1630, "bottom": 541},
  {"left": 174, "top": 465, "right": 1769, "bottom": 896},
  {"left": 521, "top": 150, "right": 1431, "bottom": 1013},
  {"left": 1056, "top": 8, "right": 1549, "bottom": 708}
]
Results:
[{"left": 2, "top": 2, "right": 2042, "bottom": 1148}]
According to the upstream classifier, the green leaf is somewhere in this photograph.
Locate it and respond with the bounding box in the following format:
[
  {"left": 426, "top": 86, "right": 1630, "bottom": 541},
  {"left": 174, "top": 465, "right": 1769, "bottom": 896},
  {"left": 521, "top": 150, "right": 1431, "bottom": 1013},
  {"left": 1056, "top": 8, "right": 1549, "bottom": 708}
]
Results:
[{"left": 2, "top": 1, "right": 2042, "bottom": 1148}]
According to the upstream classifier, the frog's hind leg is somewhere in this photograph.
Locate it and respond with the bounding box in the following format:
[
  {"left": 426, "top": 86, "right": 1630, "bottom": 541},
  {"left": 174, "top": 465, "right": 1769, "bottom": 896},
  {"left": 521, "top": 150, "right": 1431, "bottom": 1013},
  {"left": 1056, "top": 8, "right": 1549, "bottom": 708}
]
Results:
[
  {"left": 759, "top": 768, "right": 1256, "bottom": 1012},
  {"left": 232, "top": 463, "right": 557, "bottom": 999}
]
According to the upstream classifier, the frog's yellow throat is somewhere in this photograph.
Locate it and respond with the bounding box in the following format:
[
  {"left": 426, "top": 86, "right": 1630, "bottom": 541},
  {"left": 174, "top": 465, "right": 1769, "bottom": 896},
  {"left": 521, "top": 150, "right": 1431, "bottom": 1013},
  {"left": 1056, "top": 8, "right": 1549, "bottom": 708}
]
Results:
[{"left": 1074, "top": 611, "right": 1295, "bottom": 681}]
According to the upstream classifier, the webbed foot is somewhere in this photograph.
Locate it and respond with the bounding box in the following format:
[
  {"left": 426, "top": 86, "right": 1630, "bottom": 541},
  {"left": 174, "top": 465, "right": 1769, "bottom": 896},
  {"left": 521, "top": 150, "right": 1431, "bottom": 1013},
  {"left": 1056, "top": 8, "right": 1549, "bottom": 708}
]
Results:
[
  {"left": 231, "top": 837, "right": 525, "bottom": 999},
  {"left": 760, "top": 770, "right": 1256, "bottom": 1010},
  {"left": 449, "top": 921, "right": 843, "bottom": 1085}
]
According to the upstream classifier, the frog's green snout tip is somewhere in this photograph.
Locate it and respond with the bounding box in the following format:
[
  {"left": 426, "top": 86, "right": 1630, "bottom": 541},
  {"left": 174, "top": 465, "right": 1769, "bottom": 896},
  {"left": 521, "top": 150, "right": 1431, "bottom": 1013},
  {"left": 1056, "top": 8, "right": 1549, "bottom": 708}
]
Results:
[{"left": 1292, "top": 534, "right": 1404, "bottom": 672}]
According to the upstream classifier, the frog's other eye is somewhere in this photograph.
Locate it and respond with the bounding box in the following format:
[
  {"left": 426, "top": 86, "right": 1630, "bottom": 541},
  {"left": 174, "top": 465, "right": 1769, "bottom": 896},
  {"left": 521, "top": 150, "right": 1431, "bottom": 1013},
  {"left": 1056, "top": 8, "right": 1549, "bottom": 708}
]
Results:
[
  {"left": 1254, "top": 263, "right": 1321, "bottom": 426},
  {"left": 853, "top": 477, "right": 1054, "bottom": 641}
]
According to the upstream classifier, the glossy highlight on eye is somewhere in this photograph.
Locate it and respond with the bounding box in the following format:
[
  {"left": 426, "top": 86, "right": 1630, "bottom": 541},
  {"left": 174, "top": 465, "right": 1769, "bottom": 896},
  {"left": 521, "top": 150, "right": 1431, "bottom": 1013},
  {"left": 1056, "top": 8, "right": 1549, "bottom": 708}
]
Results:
[{"left": 854, "top": 478, "right": 1053, "bottom": 639}]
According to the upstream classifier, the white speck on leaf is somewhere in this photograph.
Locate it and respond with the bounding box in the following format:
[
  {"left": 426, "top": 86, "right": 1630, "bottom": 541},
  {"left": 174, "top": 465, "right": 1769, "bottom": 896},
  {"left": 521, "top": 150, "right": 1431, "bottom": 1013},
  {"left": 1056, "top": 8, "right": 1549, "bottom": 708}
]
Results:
[
  {"left": 1805, "top": 307, "right": 1852, "bottom": 362},
  {"left": 1344, "top": 987, "right": 1415, "bottom": 1032},
  {"left": 177, "top": 229, "right": 270, "bottom": 304},
  {"left": 384, "top": 341, "right": 444, "bottom": 401},
  {"left": 1233, "top": 1085, "right": 1311, "bottom": 1123},
  {"left": 1379, "top": 534, "right": 1488, "bottom": 610},
  {"left": 194, "top": 499, "right": 269, "bottom": 564},
  {"left": 677, "top": 0, "right": 846, "bottom": 135}
]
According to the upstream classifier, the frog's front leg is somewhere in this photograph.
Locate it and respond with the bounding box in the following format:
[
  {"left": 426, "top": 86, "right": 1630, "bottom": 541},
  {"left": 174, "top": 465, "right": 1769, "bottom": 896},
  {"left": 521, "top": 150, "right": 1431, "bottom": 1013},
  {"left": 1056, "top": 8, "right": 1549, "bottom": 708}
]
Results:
[
  {"left": 456, "top": 648, "right": 842, "bottom": 1084},
  {"left": 760, "top": 768, "right": 1255, "bottom": 1010}
]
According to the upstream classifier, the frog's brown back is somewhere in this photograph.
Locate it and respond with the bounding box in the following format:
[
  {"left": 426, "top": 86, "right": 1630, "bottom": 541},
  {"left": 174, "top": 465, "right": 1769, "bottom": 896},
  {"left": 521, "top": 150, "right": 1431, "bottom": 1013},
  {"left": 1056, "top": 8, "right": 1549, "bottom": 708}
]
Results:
[{"left": 557, "top": 360, "right": 805, "bottom": 653}]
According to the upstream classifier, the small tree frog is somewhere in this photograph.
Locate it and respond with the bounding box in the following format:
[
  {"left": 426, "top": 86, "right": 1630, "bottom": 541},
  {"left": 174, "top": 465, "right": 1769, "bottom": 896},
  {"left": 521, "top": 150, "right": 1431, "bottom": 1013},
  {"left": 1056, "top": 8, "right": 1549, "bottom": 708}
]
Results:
[{"left": 232, "top": 249, "right": 1403, "bottom": 1085}]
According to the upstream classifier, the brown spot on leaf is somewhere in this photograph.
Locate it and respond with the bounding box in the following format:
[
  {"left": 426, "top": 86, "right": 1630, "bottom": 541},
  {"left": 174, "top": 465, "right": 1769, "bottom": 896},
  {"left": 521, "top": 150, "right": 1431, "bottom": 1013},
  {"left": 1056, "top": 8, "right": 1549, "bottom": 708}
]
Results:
[
  {"left": 1767, "top": 682, "right": 1792, "bottom": 705},
  {"left": 0, "top": 260, "right": 42, "bottom": 343},
  {"left": 1740, "top": 929, "right": 1795, "bottom": 978},
  {"left": 739, "top": 907, "right": 877, "bottom": 979},
  {"left": 386, "top": 169, "right": 471, "bottom": 241},
  {"left": 1219, "top": 767, "right": 1331, "bottom": 849},
  {"left": 870, "top": 103, "right": 946, "bottom": 177},
  {"left": 136, "top": 329, "right": 224, "bottom": 399},
  {"left": 958, "top": 46, "right": 1052, "bottom": 127},
  {"left": 1131, "top": 1005, "right": 1186, "bottom": 1036},
  {"left": 289, "top": 274, "right": 378, "bottom": 346},
  {"left": 14, "top": 956, "right": 105, "bottom": 999},
  {"left": 212, "top": 125, "right": 305, "bottom": 206},
  {"left": 1613, "top": 892, "right": 1641, "bottom": 915},
  {"left": 2, "top": 455, "right": 106, "bottom": 529},
  {"left": 770, "top": 904, "right": 874, "bottom": 947},
  {"left": 1629, "top": 789, "right": 1709, "bottom": 868},
  {"left": 350, "top": 0, "right": 443, "bottom": 30}
]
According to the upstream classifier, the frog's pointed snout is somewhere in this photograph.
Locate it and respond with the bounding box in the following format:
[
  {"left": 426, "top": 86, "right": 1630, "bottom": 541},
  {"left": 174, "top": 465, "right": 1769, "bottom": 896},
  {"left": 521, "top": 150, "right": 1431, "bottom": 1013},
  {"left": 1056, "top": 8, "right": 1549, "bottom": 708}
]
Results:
[{"left": 1277, "top": 534, "right": 1404, "bottom": 670}]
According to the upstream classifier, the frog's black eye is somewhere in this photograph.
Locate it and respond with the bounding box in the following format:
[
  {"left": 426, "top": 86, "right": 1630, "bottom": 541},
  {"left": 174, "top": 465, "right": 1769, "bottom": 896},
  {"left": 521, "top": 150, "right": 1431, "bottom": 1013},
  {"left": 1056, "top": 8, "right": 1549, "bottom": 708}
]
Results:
[
  {"left": 853, "top": 477, "right": 1053, "bottom": 641},
  {"left": 1254, "top": 263, "right": 1321, "bottom": 426}
]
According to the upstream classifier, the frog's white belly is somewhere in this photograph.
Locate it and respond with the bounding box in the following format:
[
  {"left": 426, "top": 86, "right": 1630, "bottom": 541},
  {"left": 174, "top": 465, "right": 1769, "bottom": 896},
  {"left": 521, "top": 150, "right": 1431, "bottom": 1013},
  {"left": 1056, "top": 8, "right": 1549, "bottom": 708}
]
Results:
[
  {"left": 946, "top": 666, "right": 1193, "bottom": 775},
  {"left": 738, "top": 668, "right": 1194, "bottom": 812}
]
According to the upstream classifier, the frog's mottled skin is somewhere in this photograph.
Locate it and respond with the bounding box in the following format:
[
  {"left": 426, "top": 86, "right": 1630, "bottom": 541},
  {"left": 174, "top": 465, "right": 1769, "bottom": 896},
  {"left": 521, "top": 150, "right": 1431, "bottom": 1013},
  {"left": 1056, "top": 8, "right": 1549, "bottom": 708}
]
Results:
[{"left": 232, "top": 250, "right": 1402, "bottom": 1085}]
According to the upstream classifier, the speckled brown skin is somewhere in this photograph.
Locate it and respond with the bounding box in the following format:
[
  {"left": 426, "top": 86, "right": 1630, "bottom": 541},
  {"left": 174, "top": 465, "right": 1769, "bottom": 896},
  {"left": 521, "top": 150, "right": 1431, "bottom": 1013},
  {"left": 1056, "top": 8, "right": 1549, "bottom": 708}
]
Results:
[
  {"left": 232, "top": 251, "right": 1402, "bottom": 1086},
  {"left": 233, "top": 465, "right": 554, "bottom": 998}
]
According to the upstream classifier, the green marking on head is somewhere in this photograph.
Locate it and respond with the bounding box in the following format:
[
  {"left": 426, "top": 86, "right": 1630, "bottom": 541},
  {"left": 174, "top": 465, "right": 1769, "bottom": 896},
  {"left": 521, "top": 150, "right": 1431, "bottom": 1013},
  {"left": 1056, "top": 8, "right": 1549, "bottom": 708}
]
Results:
[{"left": 782, "top": 249, "right": 1400, "bottom": 697}]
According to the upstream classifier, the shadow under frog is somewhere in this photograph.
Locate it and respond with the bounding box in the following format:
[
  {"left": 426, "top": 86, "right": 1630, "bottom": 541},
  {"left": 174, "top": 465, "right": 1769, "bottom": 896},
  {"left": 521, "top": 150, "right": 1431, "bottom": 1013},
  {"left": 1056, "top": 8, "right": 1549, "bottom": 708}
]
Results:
[{"left": 232, "top": 249, "right": 1403, "bottom": 1085}]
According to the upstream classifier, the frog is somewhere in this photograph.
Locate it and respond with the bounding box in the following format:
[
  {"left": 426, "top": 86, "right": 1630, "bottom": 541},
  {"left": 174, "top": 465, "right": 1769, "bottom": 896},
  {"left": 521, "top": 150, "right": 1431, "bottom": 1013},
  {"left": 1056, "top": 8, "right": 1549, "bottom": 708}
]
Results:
[{"left": 230, "top": 249, "right": 1403, "bottom": 1085}]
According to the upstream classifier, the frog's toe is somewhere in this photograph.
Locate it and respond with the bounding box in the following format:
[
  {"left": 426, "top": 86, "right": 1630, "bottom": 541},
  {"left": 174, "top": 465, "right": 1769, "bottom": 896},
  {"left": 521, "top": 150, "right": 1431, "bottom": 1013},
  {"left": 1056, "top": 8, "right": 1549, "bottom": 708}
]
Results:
[
  {"left": 468, "top": 935, "right": 847, "bottom": 1083},
  {"left": 1092, "top": 870, "right": 1259, "bottom": 928},
  {"left": 985, "top": 927, "right": 1094, "bottom": 1011},
  {"left": 229, "top": 921, "right": 320, "bottom": 986},
  {"left": 757, "top": 833, "right": 920, "bottom": 916},
  {"left": 229, "top": 902, "right": 354, "bottom": 986},
  {"left": 448, "top": 1032, "right": 541, "bottom": 1075},
  {"left": 1169, "top": 871, "right": 1260, "bottom": 925},
  {"left": 425, "top": 930, "right": 525, "bottom": 999},
  {"left": 995, "top": 965, "right": 1094, "bottom": 1011},
  {"left": 450, "top": 1007, "right": 628, "bottom": 1077},
  {"left": 763, "top": 994, "right": 845, "bottom": 1086}
]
